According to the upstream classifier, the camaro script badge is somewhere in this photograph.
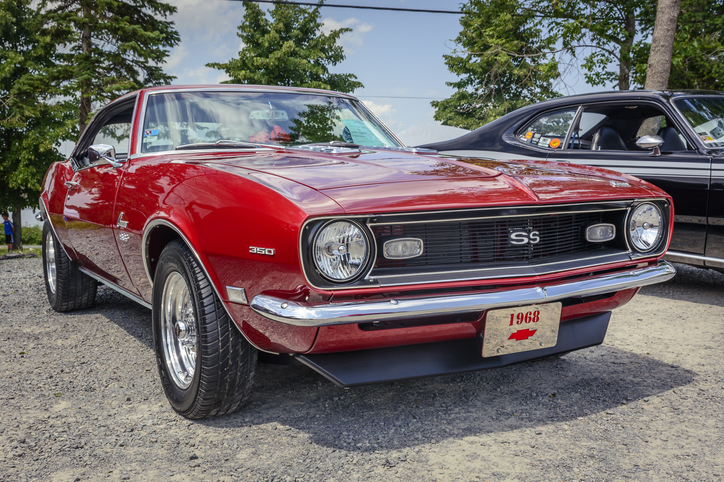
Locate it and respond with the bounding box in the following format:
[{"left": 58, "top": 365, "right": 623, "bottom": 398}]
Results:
[{"left": 610, "top": 180, "right": 631, "bottom": 187}]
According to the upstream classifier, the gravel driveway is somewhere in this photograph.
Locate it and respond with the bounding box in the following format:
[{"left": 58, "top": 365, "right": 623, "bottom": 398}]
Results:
[{"left": 1, "top": 257, "right": 722, "bottom": 481}]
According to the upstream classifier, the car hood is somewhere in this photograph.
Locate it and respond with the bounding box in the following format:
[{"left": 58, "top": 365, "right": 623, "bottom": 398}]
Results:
[{"left": 183, "top": 149, "right": 664, "bottom": 213}]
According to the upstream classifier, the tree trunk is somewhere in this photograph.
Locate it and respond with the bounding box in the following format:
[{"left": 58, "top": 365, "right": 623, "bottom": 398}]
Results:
[
  {"left": 11, "top": 209, "right": 22, "bottom": 250},
  {"left": 618, "top": 10, "right": 638, "bottom": 91},
  {"left": 645, "top": 0, "right": 682, "bottom": 90}
]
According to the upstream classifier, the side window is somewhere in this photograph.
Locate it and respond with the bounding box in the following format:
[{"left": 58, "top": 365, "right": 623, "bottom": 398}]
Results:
[
  {"left": 517, "top": 109, "right": 576, "bottom": 149},
  {"left": 92, "top": 121, "right": 131, "bottom": 159},
  {"left": 567, "top": 104, "right": 690, "bottom": 152}
]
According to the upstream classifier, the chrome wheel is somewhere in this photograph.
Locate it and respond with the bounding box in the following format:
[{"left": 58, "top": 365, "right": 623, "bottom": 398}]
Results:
[
  {"left": 45, "top": 232, "right": 57, "bottom": 295},
  {"left": 160, "top": 271, "right": 197, "bottom": 389}
]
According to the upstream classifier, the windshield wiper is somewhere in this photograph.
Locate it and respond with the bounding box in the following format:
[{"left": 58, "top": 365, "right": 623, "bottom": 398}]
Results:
[{"left": 175, "top": 140, "right": 282, "bottom": 150}]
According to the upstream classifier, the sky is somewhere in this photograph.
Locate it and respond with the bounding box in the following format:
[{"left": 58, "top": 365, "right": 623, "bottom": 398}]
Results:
[{"left": 162, "top": 0, "right": 493, "bottom": 144}]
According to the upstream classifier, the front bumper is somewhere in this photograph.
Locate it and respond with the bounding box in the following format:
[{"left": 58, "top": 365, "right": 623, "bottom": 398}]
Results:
[
  {"left": 250, "top": 260, "right": 675, "bottom": 327},
  {"left": 296, "top": 311, "right": 612, "bottom": 387}
]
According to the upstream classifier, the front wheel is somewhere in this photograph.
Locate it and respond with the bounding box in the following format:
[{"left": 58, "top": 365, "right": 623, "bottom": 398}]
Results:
[
  {"left": 42, "top": 221, "right": 97, "bottom": 312},
  {"left": 152, "top": 240, "right": 257, "bottom": 419}
]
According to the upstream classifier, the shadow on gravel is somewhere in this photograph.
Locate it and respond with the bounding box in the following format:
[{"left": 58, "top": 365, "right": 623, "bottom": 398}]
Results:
[
  {"left": 641, "top": 262, "right": 724, "bottom": 307},
  {"left": 87, "top": 286, "right": 154, "bottom": 349},
  {"left": 87, "top": 278, "right": 696, "bottom": 452},
  {"left": 198, "top": 345, "right": 695, "bottom": 452}
]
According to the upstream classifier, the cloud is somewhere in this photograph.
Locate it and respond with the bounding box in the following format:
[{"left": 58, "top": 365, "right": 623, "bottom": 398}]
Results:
[
  {"left": 321, "top": 17, "right": 374, "bottom": 53},
  {"left": 168, "top": 0, "right": 241, "bottom": 42},
  {"left": 362, "top": 100, "right": 396, "bottom": 125},
  {"left": 164, "top": 45, "right": 188, "bottom": 70},
  {"left": 173, "top": 66, "right": 228, "bottom": 85}
]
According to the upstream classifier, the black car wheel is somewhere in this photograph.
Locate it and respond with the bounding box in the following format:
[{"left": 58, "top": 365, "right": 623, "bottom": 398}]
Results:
[
  {"left": 152, "top": 240, "right": 257, "bottom": 419},
  {"left": 42, "top": 221, "right": 97, "bottom": 312}
]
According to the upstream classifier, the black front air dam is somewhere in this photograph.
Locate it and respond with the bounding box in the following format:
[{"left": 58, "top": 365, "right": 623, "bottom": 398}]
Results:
[{"left": 295, "top": 311, "right": 611, "bottom": 387}]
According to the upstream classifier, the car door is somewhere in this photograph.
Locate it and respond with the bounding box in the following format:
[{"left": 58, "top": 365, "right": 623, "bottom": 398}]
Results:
[
  {"left": 545, "top": 101, "right": 710, "bottom": 256},
  {"left": 63, "top": 98, "right": 139, "bottom": 294}
]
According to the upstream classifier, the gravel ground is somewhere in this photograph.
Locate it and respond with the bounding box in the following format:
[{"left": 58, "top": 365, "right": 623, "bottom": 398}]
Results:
[{"left": 0, "top": 258, "right": 722, "bottom": 481}]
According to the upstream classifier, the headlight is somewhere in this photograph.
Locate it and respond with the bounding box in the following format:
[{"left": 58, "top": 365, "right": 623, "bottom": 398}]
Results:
[
  {"left": 628, "top": 203, "right": 664, "bottom": 252},
  {"left": 313, "top": 220, "right": 370, "bottom": 281}
]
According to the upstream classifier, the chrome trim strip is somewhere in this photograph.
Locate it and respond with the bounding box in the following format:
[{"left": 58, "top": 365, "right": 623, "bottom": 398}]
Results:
[
  {"left": 77, "top": 267, "right": 152, "bottom": 309},
  {"left": 141, "top": 218, "right": 275, "bottom": 354},
  {"left": 666, "top": 250, "right": 724, "bottom": 264},
  {"left": 366, "top": 206, "right": 628, "bottom": 226},
  {"left": 39, "top": 197, "right": 72, "bottom": 260},
  {"left": 371, "top": 252, "right": 632, "bottom": 287},
  {"left": 250, "top": 261, "right": 676, "bottom": 327}
]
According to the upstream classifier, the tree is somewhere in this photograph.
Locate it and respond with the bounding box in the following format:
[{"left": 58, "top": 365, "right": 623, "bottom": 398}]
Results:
[
  {"left": 432, "top": 0, "right": 560, "bottom": 129},
  {"left": 0, "top": 0, "right": 70, "bottom": 248},
  {"left": 38, "top": 0, "right": 180, "bottom": 135},
  {"left": 635, "top": 0, "right": 724, "bottom": 90},
  {"left": 207, "top": 1, "right": 363, "bottom": 93},
  {"left": 434, "top": 0, "right": 658, "bottom": 129}
]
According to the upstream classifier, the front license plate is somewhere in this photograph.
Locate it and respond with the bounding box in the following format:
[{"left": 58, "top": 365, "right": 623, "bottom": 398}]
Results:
[{"left": 482, "top": 302, "right": 562, "bottom": 358}]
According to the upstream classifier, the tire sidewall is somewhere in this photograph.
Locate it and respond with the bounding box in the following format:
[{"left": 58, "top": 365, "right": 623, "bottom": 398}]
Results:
[
  {"left": 152, "top": 243, "right": 203, "bottom": 414},
  {"left": 42, "top": 222, "right": 59, "bottom": 309}
]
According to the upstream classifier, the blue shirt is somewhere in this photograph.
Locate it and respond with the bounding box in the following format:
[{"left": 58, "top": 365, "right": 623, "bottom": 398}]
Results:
[{"left": 3, "top": 220, "right": 13, "bottom": 235}]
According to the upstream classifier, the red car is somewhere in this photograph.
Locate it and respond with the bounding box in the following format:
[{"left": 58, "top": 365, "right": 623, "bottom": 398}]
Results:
[{"left": 39, "top": 85, "right": 675, "bottom": 419}]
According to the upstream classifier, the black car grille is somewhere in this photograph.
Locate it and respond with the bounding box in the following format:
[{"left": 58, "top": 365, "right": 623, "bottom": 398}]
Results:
[{"left": 373, "top": 212, "right": 607, "bottom": 270}]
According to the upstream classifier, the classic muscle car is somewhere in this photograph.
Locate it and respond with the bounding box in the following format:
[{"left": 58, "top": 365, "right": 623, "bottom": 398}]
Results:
[
  {"left": 420, "top": 90, "right": 724, "bottom": 271},
  {"left": 40, "top": 85, "right": 676, "bottom": 419}
]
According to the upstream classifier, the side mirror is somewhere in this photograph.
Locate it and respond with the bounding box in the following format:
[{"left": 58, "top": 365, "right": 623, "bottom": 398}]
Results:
[
  {"left": 636, "top": 135, "right": 664, "bottom": 156},
  {"left": 88, "top": 144, "right": 123, "bottom": 168}
]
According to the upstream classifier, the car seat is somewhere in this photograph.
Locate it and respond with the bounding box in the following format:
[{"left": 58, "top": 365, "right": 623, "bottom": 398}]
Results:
[
  {"left": 591, "top": 126, "right": 628, "bottom": 151},
  {"left": 656, "top": 126, "right": 686, "bottom": 151}
]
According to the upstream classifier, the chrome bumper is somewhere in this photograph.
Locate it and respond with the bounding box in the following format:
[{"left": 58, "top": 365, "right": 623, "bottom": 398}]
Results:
[{"left": 250, "top": 261, "right": 676, "bottom": 327}]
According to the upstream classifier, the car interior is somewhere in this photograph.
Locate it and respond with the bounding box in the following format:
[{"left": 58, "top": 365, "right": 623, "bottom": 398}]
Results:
[{"left": 518, "top": 103, "right": 691, "bottom": 153}]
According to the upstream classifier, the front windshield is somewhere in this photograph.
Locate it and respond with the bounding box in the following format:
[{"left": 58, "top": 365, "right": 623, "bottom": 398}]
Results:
[
  {"left": 673, "top": 96, "right": 724, "bottom": 147},
  {"left": 140, "top": 91, "right": 402, "bottom": 153}
]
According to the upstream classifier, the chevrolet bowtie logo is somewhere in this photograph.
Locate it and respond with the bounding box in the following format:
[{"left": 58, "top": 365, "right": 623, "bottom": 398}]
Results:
[{"left": 508, "top": 328, "right": 537, "bottom": 341}]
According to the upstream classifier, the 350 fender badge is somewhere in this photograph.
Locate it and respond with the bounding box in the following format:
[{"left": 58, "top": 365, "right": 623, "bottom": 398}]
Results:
[{"left": 250, "top": 246, "right": 275, "bottom": 256}]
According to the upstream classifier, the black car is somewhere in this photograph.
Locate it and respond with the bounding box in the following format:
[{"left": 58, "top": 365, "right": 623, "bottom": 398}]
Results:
[{"left": 421, "top": 90, "right": 724, "bottom": 271}]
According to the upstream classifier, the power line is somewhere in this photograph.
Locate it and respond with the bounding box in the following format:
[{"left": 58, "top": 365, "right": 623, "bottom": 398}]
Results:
[
  {"left": 230, "top": 0, "right": 463, "bottom": 14},
  {"left": 358, "top": 95, "right": 445, "bottom": 100}
]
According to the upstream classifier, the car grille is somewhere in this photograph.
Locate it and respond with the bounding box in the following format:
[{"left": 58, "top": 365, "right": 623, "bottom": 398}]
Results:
[
  {"left": 373, "top": 212, "right": 606, "bottom": 270},
  {"left": 300, "top": 200, "right": 670, "bottom": 290}
]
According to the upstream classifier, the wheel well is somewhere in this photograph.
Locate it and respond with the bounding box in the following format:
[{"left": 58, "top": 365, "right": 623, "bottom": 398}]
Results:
[{"left": 146, "top": 225, "right": 181, "bottom": 282}]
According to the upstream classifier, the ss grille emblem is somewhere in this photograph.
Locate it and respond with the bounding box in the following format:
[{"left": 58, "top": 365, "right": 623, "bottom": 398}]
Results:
[{"left": 508, "top": 228, "right": 540, "bottom": 246}]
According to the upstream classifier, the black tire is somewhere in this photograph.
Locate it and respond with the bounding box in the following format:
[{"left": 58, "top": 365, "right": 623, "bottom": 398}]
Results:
[
  {"left": 42, "top": 221, "right": 97, "bottom": 312},
  {"left": 152, "top": 240, "right": 257, "bottom": 419}
]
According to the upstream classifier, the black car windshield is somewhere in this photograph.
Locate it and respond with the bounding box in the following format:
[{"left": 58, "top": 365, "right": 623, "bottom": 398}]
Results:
[
  {"left": 673, "top": 96, "right": 724, "bottom": 147},
  {"left": 140, "top": 91, "right": 402, "bottom": 153}
]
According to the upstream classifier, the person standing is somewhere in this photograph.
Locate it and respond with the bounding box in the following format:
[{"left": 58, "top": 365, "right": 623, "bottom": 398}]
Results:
[{"left": 2, "top": 212, "right": 14, "bottom": 252}]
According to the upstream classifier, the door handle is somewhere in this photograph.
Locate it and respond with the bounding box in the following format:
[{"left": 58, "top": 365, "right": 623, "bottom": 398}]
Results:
[{"left": 64, "top": 181, "right": 79, "bottom": 190}]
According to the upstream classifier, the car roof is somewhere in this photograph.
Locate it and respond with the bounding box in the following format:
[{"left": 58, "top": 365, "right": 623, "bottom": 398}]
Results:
[
  {"left": 419, "top": 90, "right": 724, "bottom": 150},
  {"left": 122, "top": 84, "right": 357, "bottom": 100},
  {"left": 523, "top": 89, "right": 724, "bottom": 107}
]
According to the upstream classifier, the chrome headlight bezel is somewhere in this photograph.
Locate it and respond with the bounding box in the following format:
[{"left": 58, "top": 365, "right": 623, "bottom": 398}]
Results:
[
  {"left": 626, "top": 202, "right": 665, "bottom": 253},
  {"left": 309, "top": 219, "right": 374, "bottom": 284}
]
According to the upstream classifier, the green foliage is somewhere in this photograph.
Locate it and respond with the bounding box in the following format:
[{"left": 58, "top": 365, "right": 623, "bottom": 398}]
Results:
[
  {"left": 21, "top": 225, "right": 42, "bottom": 245},
  {"left": 432, "top": 0, "right": 560, "bottom": 129},
  {"left": 37, "top": 0, "right": 180, "bottom": 133},
  {"left": 289, "top": 103, "right": 344, "bottom": 143},
  {"left": 208, "top": 2, "right": 363, "bottom": 93},
  {"left": 632, "top": 0, "right": 724, "bottom": 90},
  {"left": 0, "top": 0, "right": 68, "bottom": 214},
  {"left": 434, "top": 0, "right": 665, "bottom": 129}
]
